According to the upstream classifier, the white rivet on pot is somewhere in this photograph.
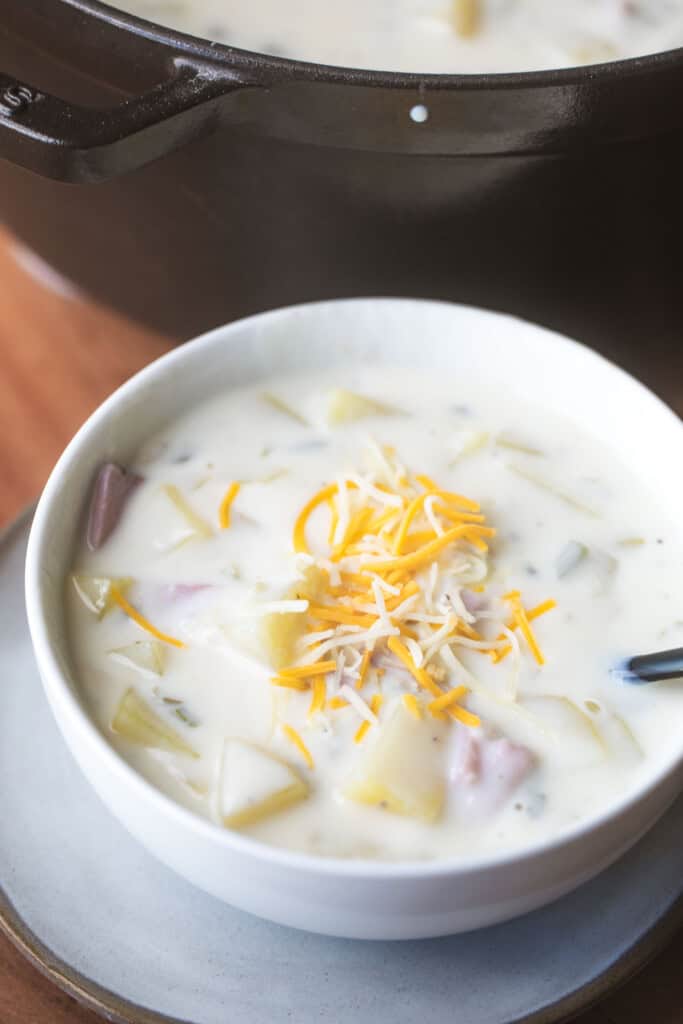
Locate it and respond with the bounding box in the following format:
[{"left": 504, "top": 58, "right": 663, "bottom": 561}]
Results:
[{"left": 409, "top": 104, "right": 429, "bottom": 124}]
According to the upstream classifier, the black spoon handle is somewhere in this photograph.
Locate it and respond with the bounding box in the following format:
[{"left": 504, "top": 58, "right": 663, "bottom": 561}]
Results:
[{"left": 625, "top": 647, "right": 683, "bottom": 683}]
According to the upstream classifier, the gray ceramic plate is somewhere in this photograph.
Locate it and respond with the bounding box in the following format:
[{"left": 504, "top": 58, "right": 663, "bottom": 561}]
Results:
[{"left": 1, "top": 509, "right": 681, "bottom": 1024}]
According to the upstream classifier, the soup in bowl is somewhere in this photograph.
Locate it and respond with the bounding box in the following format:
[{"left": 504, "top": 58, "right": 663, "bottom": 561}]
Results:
[{"left": 25, "top": 299, "right": 683, "bottom": 938}]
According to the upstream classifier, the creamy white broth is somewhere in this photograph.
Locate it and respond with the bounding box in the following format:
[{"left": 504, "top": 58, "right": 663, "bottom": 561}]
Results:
[
  {"left": 116, "top": 1, "right": 683, "bottom": 73},
  {"left": 66, "top": 366, "right": 683, "bottom": 861}
]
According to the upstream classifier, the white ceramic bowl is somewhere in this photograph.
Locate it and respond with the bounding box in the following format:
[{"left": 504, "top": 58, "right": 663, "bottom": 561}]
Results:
[{"left": 25, "top": 299, "right": 683, "bottom": 940}]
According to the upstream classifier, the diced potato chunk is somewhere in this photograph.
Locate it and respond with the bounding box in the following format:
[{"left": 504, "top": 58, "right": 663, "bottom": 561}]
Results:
[
  {"left": 108, "top": 640, "right": 166, "bottom": 678},
  {"left": 450, "top": 430, "right": 489, "bottom": 464},
  {"left": 220, "top": 738, "right": 308, "bottom": 828},
  {"left": 327, "top": 388, "right": 401, "bottom": 426},
  {"left": 507, "top": 464, "right": 599, "bottom": 518},
  {"left": 582, "top": 702, "right": 642, "bottom": 762},
  {"left": 572, "top": 40, "right": 617, "bottom": 65},
  {"left": 262, "top": 392, "right": 309, "bottom": 426},
  {"left": 71, "top": 575, "right": 132, "bottom": 619},
  {"left": 162, "top": 484, "right": 212, "bottom": 544},
  {"left": 601, "top": 712, "right": 642, "bottom": 760},
  {"left": 556, "top": 540, "right": 588, "bottom": 579},
  {"left": 495, "top": 433, "right": 542, "bottom": 456},
  {"left": 453, "top": 0, "right": 480, "bottom": 38},
  {"left": 523, "top": 696, "right": 605, "bottom": 764},
  {"left": 112, "top": 687, "right": 198, "bottom": 758},
  {"left": 260, "top": 565, "right": 327, "bottom": 669},
  {"left": 260, "top": 603, "right": 306, "bottom": 671},
  {"left": 344, "top": 700, "right": 448, "bottom": 822}
]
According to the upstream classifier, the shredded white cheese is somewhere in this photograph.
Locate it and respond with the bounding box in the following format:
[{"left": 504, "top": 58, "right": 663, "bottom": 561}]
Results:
[{"left": 339, "top": 683, "right": 378, "bottom": 724}]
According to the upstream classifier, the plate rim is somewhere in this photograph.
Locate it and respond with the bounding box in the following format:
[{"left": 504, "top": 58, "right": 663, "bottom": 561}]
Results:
[
  {"left": 2, "top": 505, "right": 681, "bottom": 1024},
  {"left": 1, "top": 882, "right": 680, "bottom": 1024}
]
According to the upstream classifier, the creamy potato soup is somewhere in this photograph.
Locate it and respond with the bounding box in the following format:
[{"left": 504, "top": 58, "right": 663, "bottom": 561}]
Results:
[
  {"left": 117, "top": 1, "right": 683, "bottom": 73},
  {"left": 67, "top": 368, "right": 683, "bottom": 861}
]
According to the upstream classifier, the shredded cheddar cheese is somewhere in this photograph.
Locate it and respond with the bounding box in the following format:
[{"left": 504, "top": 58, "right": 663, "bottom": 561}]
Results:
[
  {"left": 450, "top": 705, "right": 481, "bottom": 728},
  {"left": 110, "top": 587, "right": 185, "bottom": 648},
  {"left": 340, "top": 571, "right": 373, "bottom": 588},
  {"left": 271, "top": 676, "right": 310, "bottom": 692},
  {"left": 387, "top": 637, "right": 443, "bottom": 698},
  {"left": 281, "top": 724, "right": 314, "bottom": 769},
  {"left": 392, "top": 492, "right": 431, "bottom": 554},
  {"left": 457, "top": 621, "right": 483, "bottom": 642},
  {"left": 218, "top": 481, "right": 241, "bottom": 529},
  {"left": 493, "top": 596, "right": 557, "bottom": 664},
  {"left": 384, "top": 580, "right": 419, "bottom": 610},
  {"left": 280, "top": 660, "right": 336, "bottom": 679},
  {"left": 308, "top": 677, "right": 327, "bottom": 717},
  {"left": 293, "top": 481, "right": 358, "bottom": 553},
  {"left": 356, "top": 649, "right": 372, "bottom": 690},
  {"left": 399, "top": 528, "right": 440, "bottom": 552},
  {"left": 402, "top": 693, "right": 422, "bottom": 719},
  {"left": 366, "top": 524, "right": 495, "bottom": 574},
  {"left": 435, "top": 506, "right": 486, "bottom": 525},
  {"left": 428, "top": 685, "right": 468, "bottom": 713},
  {"left": 327, "top": 495, "right": 339, "bottom": 545},
  {"left": 308, "top": 606, "right": 376, "bottom": 628},
  {"left": 507, "top": 594, "right": 545, "bottom": 665},
  {"left": 354, "top": 694, "right": 384, "bottom": 744},
  {"left": 415, "top": 475, "right": 480, "bottom": 511},
  {"left": 333, "top": 506, "right": 374, "bottom": 560},
  {"left": 327, "top": 696, "right": 349, "bottom": 710},
  {"left": 367, "top": 507, "right": 401, "bottom": 534}
]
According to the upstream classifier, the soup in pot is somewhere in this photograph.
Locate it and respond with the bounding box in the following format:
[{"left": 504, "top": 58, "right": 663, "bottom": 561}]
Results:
[
  {"left": 116, "top": 1, "right": 683, "bottom": 73},
  {"left": 66, "top": 366, "right": 683, "bottom": 861}
]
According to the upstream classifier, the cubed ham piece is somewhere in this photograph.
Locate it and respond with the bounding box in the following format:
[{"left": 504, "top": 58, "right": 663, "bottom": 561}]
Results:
[
  {"left": 160, "top": 583, "right": 212, "bottom": 602},
  {"left": 450, "top": 728, "right": 535, "bottom": 818},
  {"left": 86, "top": 462, "right": 142, "bottom": 550}
]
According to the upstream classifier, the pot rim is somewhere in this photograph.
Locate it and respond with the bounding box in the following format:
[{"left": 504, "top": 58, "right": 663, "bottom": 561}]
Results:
[{"left": 70, "top": 0, "right": 683, "bottom": 90}]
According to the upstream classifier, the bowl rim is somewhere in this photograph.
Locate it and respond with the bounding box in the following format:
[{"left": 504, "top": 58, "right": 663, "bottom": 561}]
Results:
[{"left": 25, "top": 296, "right": 683, "bottom": 880}]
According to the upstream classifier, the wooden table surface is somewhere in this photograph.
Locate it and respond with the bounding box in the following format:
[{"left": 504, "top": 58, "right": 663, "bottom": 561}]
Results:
[{"left": 0, "top": 225, "right": 679, "bottom": 1023}]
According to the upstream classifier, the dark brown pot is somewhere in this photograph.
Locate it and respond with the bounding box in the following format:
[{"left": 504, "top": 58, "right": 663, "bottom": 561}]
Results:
[{"left": 0, "top": 0, "right": 681, "bottom": 386}]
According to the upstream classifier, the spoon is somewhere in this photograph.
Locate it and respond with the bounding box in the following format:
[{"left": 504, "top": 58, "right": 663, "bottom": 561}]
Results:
[{"left": 621, "top": 647, "right": 683, "bottom": 683}]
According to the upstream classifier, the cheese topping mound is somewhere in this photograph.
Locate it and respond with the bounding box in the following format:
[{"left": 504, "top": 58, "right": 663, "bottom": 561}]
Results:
[{"left": 272, "top": 444, "right": 556, "bottom": 758}]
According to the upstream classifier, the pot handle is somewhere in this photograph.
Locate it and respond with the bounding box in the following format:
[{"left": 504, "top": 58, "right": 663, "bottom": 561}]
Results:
[{"left": 0, "top": 62, "right": 253, "bottom": 184}]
